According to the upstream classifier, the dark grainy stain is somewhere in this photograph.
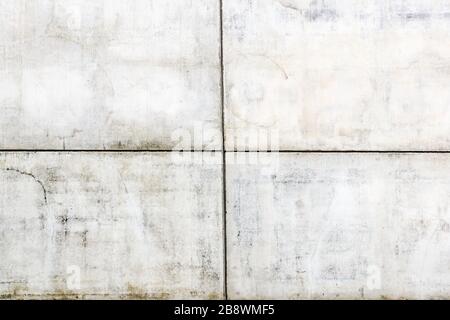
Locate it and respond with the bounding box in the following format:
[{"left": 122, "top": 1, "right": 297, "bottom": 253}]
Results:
[
  {"left": 56, "top": 213, "right": 70, "bottom": 236},
  {"left": 0, "top": 282, "right": 29, "bottom": 299},
  {"left": 359, "top": 287, "right": 365, "bottom": 299},
  {"left": 200, "top": 251, "right": 221, "bottom": 282},
  {"left": 125, "top": 284, "right": 170, "bottom": 300},
  {"left": 0, "top": 290, "right": 223, "bottom": 300},
  {"left": 45, "top": 168, "right": 61, "bottom": 183},
  {"left": 109, "top": 140, "right": 168, "bottom": 151},
  {"left": 207, "top": 292, "right": 223, "bottom": 300},
  {"left": 80, "top": 230, "right": 89, "bottom": 248}
]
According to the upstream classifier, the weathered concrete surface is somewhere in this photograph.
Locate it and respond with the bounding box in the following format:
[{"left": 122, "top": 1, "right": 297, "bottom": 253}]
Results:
[
  {"left": 2, "top": 0, "right": 450, "bottom": 302},
  {"left": 0, "top": 152, "right": 224, "bottom": 299},
  {"left": 227, "top": 153, "right": 450, "bottom": 299},
  {"left": 223, "top": 0, "right": 450, "bottom": 151},
  {"left": 0, "top": 0, "right": 221, "bottom": 150}
]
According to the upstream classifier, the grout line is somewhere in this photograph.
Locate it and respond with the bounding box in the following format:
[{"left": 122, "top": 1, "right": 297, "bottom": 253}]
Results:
[
  {"left": 219, "top": 0, "right": 228, "bottom": 301},
  {"left": 1, "top": 150, "right": 450, "bottom": 154},
  {"left": 0, "top": 150, "right": 219, "bottom": 153},
  {"left": 225, "top": 150, "right": 450, "bottom": 153}
]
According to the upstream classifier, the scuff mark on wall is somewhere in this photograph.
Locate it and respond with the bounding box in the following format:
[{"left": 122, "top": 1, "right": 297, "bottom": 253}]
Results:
[{"left": 5, "top": 167, "right": 48, "bottom": 204}]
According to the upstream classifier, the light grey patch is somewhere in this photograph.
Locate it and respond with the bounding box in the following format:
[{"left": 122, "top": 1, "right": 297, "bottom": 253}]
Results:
[
  {"left": 277, "top": 0, "right": 338, "bottom": 22},
  {"left": 276, "top": 0, "right": 301, "bottom": 12},
  {"left": 305, "top": 8, "right": 338, "bottom": 22},
  {"left": 398, "top": 12, "right": 431, "bottom": 21}
]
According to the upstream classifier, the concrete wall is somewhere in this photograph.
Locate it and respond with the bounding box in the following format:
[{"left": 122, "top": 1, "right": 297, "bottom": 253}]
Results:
[
  {"left": 0, "top": 153, "right": 223, "bottom": 299},
  {"left": 227, "top": 153, "right": 450, "bottom": 299},
  {"left": 1, "top": 0, "right": 450, "bottom": 299},
  {"left": 0, "top": 0, "right": 222, "bottom": 150},
  {"left": 223, "top": 0, "right": 450, "bottom": 151}
]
